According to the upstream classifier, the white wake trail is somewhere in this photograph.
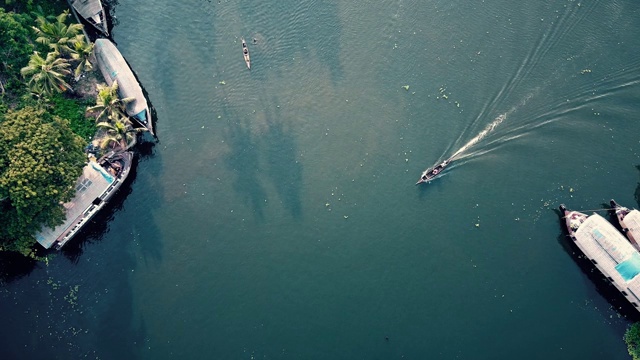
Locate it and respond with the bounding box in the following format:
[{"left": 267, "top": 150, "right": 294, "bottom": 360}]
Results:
[{"left": 451, "top": 113, "right": 506, "bottom": 160}]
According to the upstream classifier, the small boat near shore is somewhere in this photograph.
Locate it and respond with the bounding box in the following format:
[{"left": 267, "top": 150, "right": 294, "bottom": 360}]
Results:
[
  {"left": 94, "top": 39, "right": 154, "bottom": 135},
  {"left": 242, "top": 38, "right": 251, "bottom": 69},
  {"left": 70, "top": 0, "right": 109, "bottom": 36},
  {"left": 35, "top": 151, "right": 133, "bottom": 249},
  {"left": 559, "top": 204, "right": 640, "bottom": 313},
  {"left": 611, "top": 199, "right": 640, "bottom": 251},
  {"left": 416, "top": 159, "right": 451, "bottom": 185}
]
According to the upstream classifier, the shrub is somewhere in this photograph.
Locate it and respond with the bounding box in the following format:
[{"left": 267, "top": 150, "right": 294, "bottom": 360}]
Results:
[{"left": 625, "top": 322, "right": 640, "bottom": 360}]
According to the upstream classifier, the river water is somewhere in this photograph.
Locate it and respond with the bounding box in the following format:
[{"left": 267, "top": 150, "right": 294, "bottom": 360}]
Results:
[{"left": 2, "top": 0, "right": 640, "bottom": 358}]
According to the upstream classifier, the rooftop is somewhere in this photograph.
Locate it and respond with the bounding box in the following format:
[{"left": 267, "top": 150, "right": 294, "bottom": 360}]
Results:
[{"left": 35, "top": 161, "right": 114, "bottom": 249}]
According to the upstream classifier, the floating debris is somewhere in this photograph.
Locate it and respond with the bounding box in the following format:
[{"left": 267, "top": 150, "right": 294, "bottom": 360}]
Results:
[
  {"left": 402, "top": 85, "right": 410, "bottom": 91},
  {"left": 219, "top": 80, "right": 226, "bottom": 85}
]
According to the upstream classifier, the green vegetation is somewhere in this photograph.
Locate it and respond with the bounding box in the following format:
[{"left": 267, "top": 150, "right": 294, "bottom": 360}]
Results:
[
  {"left": 0, "top": 106, "right": 86, "bottom": 255},
  {"left": 0, "top": 3, "right": 125, "bottom": 256},
  {"left": 48, "top": 93, "right": 96, "bottom": 140},
  {"left": 97, "top": 115, "right": 141, "bottom": 150},
  {"left": 626, "top": 322, "right": 640, "bottom": 360},
  {"left": 0, "top": 2, "right": 146, "bottom": 256},
  {"left": 0, "top": 8, "right": 34, "bottom": 95},
  {"left": 64, "top": 284, "right": 80, "bottom": 308},
  {"left": 71, "top": 37, "right": 94, "bottom": 79},
  {"left": 0, "top": 0, "right": 68, "bottom": 15},
  {"left": 20, "top": 50, "right": 73, "bottom": 95},
  {"left": 19, "top": 9, "right": 94, "bottom": 97},
  {"left": 89, "top": 81, "right": 145, "bottom": 151},
  {"left": 31, "top": 10, "right": 83, "bottom": 58},
  {"left": 88, "top": 81, "right": 132, "bottom": 122}
]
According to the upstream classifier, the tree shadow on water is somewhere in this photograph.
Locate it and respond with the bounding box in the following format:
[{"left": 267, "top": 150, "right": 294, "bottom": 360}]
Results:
[
  {"left": 0, "top": 251, "right": 37, "bottom": 286},
  {"left": 129, "top": 143, "right": 164, "bottom": 265},
  {"left": 262, "top": 110, "right": 303, "bottom": 218},
  {"left": 59, "top": 153, "right": 139, "bottom": 263},
  {"left": 223, "top": 116, "right": 268, "bottom": 220}
]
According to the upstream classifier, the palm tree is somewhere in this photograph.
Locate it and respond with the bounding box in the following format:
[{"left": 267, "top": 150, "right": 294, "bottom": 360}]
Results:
[
  {"left": 20, "top": 51, "right": 72, "bottom": 95},
  {"left": 71, "top": 37, "right": 94, "bottom": 80},
  {"left": 88, "top": 81, "right": 135, "bottom": 122},
  {"left": 96, "top": 114, "right": 146, "bottom": 151},
  {"left": 32, "top": 10, "right": 84, "bottom": 58}
]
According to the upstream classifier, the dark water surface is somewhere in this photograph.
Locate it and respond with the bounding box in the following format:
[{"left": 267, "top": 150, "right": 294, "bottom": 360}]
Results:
[{"left": 3, "top": 0, "right": 640, "bottom": 358}]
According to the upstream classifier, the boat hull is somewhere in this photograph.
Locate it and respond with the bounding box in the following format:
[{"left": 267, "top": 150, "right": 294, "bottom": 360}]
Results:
[
  {"left": 94, "top": 39, "right": 154, "bottom": 135},
  {"left": 70, "top": 0, "right": 109, "bottom": 35},
  {"left": 242, "top": 38, "right": 251, "bottom": 69},
  {"left": 559, "top": 204, "right": 640, "bottom": 314},
  {"left": 35, "top": 152, "right": 134, "bottom": 249},
  {"left": 416, "top": 160, "right": 450, "bottom": 185},
  {"left": 611, "top": 199, "right": 640, "bottom": 251}
]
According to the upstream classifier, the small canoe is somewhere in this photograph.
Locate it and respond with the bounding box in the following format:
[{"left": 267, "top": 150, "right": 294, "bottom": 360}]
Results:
[
  {"left": 70, "top": 0, "right": 109, "bottom": 36},
  {"left": 242, "top": 38, "right": 251, "bottom": 69},
  {"left": 416, "top": 159, "right": 451, "bottom": 185}
]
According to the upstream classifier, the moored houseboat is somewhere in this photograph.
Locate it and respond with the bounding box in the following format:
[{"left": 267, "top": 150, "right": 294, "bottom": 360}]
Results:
[
  {"left": 610, "top": 199, "right": 640, "bottom": 252},
  {"left": 559, "top": 204, "right": 640, "bottom": 313},
  {"left": 35, "top": 151, "right": 133, "bottom": 249},
  {"left": 94, "top": 39, "right": 154, "bottom": 135}
]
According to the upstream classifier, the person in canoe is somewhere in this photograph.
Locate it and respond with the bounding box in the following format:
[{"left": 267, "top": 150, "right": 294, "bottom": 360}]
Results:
[{"left": 241, "top": 38, "right": 251, "bottom": 69}]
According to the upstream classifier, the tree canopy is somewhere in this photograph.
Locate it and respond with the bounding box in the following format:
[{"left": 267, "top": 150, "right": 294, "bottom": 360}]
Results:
[
  {"left": 20, "top": 50, "right": 73, "bottom": 95},
  {"left": 626, "top": 322, "right": 640, "bottom": 360},
  {"left": 0, "top": 7, "right": 34, "bottom": 94},
  {"left": 0, "top": 106, "right": 86, "bottom": 255}
]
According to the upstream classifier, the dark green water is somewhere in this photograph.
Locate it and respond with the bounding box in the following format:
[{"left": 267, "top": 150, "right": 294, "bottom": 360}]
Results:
[{"left": 3, "top": 0, "right": 640, "bottom": 358}]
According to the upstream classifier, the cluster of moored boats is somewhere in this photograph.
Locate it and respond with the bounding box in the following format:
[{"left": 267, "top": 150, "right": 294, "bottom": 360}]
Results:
[
  {"left": 39, "top": 1, "right": 252, "bottom": 250},
  {"left": 35, "top": 0, "right": 152, "bottom": 250},
  {"left": 560, "top": 201, "right": 640, "bottom": 313}
]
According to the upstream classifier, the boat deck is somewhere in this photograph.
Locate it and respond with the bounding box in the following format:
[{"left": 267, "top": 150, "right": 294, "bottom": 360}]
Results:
[
  {"left": 35, "top": 161, "right": 115, "bottom": 249},
  {"left": 573, "top": 213, "right": 640, "bottom": 309},
  {"left": 622, "top": 209, "right": 640, "bottom": 249}
]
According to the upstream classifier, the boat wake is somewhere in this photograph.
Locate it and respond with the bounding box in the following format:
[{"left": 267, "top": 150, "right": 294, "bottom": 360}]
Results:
[{"left": 450, "top": 113, "right": 506, "bottom": 160}]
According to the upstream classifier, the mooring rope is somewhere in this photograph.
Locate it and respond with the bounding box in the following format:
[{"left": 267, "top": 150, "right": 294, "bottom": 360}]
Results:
[
  {"left": 560, "top": 206, "right": 622, "bottom": 218},
  {"left": 570, "top": 207, "right": 617, "bottom": 213}
]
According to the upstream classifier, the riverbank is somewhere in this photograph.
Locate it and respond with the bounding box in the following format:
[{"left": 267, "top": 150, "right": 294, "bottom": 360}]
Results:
[{"left": 0, "top": 0, "right": 147, "bottom": 255}]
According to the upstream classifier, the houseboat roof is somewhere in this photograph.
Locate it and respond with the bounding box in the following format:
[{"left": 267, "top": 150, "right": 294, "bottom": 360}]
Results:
[
  {"left": 35, "top": 160, "right": 116, "bottom": 249},
  {"left": 623, "top": 209, "right": 640, "bottom": 238},
  {"left": 94, "top": 39, "right": 153, "bottom": 134},
  {"left": 573, "top": 213, "right": 640, "bottom": 306}
]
